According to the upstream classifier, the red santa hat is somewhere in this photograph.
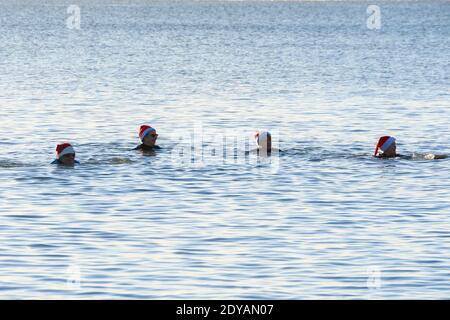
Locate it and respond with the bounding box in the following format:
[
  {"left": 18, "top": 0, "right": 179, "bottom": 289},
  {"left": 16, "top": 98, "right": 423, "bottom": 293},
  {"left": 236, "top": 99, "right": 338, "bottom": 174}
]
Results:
[
  {"left": 56, "top": 143, "right": 75, "bottom": 159},
  {"left": 139, "top": 125, "right": 156, "bottom": 142},
  {"left": 374, "top": 136, "right": 396, "bottom": 156},
  {"left": 255, "top": 130, "right": 271, "bottom": 149}
]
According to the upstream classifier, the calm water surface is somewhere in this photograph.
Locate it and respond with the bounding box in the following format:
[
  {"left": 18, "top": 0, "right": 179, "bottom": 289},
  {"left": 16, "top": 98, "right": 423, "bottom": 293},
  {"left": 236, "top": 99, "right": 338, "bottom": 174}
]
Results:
[{"left": 1, "top": 0, "right": 450, "bottom": 299}]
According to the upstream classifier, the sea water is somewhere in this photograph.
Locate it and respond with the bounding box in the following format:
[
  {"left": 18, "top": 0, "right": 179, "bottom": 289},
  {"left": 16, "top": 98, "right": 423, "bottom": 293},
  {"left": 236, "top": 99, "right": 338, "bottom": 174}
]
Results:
[{"left": 0, "top": 0, "right": 450, "bottom": 299}]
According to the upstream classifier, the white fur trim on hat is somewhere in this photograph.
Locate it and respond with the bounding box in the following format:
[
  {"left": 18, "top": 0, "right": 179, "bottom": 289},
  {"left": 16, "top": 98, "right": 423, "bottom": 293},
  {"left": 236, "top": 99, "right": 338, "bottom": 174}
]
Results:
[
  {"left": 140, "top": 127, "right": 156, "bottom": 142},
  {"left": 380, "top": 136, "right": 396, "bottom": 152},
  {"left": 256, "top": 131, "right": 271, "bottom": 149},
  {"left": 58, "top": 146, "right": 75, "bottom": 159}
]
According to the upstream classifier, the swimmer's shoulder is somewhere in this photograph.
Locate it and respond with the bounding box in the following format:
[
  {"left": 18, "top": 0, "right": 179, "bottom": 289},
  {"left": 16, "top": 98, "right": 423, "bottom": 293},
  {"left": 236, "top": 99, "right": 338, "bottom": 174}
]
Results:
[
  {"left": 396, "top": 154, "right": 411, "bottom": 160},
  {"left": 50, "top": 159, "right": 80, "bottom": 165},
  {"left": 133, "top": 144, "right": 161, "bottom": 151},
  {"left": 253, "top": 148, "right": 283, "bottom": 156},
  {"left": 375, "top": 154, "right": 410, "bottom": 160}
]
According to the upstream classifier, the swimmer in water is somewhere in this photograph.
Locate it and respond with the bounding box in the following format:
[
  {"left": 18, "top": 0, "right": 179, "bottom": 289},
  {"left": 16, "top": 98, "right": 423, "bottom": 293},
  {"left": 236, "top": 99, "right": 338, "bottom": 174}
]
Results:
[
  {"left": 133, "top": 125, "right": 161, "bottom": 151},
  {"left": 253, "top": 130, "right": 280, "bottom": 155},
  {"left": 374, "top": 136, "right": 447, "bottom": 159},
  {"left": 51, "top": 143, "right": 80, "bottom": 166},
  {"left": 374, "top": 136, "right": 400, "bottom": 158}
]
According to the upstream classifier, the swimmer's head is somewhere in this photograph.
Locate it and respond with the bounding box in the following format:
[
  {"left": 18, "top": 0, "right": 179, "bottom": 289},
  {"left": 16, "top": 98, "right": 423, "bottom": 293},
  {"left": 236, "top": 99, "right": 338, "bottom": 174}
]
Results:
[
  {"left": 255, "top": 130, "right": 272, "bottom": 152},
  {"left": 56, "top": 143, "right": 76, "bottom": 166},
  {"left": 374, "top": 136, "right": 396, "bottom": 157},
  {"left": 139, "top": 125, "right": 158, "bottom": 147}
]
